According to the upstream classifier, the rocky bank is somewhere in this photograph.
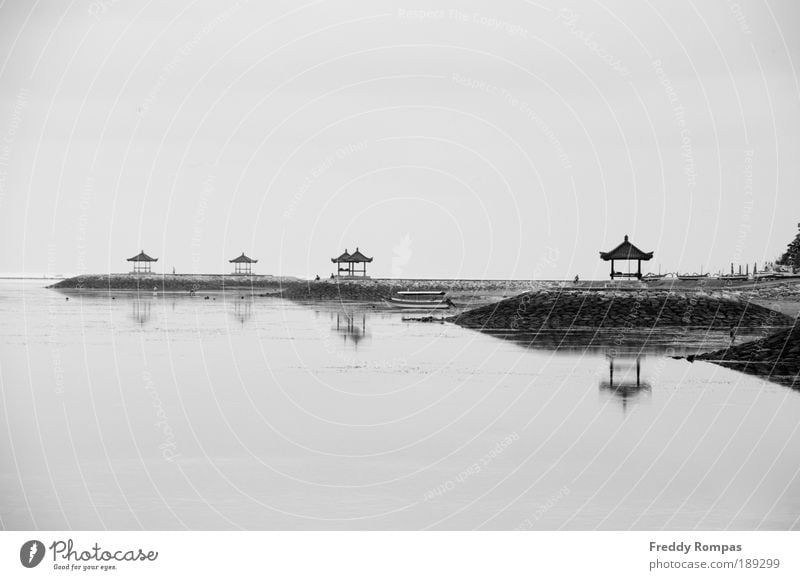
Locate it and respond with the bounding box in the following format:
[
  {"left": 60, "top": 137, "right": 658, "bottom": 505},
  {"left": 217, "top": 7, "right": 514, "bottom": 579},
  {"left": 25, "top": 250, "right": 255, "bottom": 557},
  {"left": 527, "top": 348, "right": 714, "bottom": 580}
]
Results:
[
  {"left": 694, "top": 321, "right": 800, "bottom": 387},
  {"left": 449, "top": 289, "right": 794, "bottom": 330}
]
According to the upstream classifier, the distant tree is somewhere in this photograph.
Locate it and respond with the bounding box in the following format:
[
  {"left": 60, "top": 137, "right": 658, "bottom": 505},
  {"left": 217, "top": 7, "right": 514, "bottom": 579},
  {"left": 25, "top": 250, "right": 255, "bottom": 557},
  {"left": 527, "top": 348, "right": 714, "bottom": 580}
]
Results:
[{"left": 777, "top": 222, "right": 800, "bottom": 268}]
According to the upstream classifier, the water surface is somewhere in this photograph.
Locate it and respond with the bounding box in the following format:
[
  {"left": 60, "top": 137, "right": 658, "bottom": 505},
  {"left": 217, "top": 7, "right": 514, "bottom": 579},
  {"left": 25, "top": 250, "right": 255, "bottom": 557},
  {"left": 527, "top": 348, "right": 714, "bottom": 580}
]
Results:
[{"left": 1, "top": 280, "right": 799, "bottom": 530}]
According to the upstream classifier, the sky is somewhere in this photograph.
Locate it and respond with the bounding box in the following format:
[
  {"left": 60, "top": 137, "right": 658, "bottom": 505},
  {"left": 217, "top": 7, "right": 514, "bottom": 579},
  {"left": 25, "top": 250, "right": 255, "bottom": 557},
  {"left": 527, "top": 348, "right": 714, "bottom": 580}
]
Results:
[{"left": 0, "top": 0, "right": 799, "bottom": 279}]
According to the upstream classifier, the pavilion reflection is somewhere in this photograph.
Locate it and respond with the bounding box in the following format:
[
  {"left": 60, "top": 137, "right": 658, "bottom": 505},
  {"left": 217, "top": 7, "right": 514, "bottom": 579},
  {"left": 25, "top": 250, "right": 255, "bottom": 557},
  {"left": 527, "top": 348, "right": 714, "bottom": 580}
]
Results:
[
  {"left": 231, "top": 298, "right": 253, "bottom": 326},
  {"left": 130, "top": 298, "right": 152, "bottom": 325},
  {"left": 599, "top": 355, "right": 651, "bottom": 411},
  {"left": 483, "top": 328, "right": 729, "bottom": 358},
  {"left": 332, "top": 311, "right": 368, "bottom": 347}
]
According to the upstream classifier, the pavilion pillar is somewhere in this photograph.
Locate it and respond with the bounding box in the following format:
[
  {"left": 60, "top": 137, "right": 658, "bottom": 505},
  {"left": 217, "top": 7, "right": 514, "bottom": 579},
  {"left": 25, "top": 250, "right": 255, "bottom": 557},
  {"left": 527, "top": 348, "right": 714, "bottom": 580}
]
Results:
[
  {"left": 637, "top": 259, "right": 641, "bottom": 279},
  {"left": 610, "top": 259, "right": 614, "bottom": 279}
]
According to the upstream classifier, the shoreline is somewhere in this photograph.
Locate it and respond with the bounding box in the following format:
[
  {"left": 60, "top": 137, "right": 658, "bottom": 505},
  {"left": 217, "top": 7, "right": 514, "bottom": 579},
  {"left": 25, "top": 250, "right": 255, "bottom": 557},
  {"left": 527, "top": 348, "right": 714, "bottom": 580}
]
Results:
[
  {"left": 46, "top": 274, "right": 800, "bottom": 317},
  {"left": 48, "top": 273, "right": 800, "bottom": 289},
  {"left": 448, "top": 288, "right": 796, "bottom": 330},
  {"left": 694, "top": 322, "right": 800, "bottom": 387},
  {"left": 44, "top": 271, "right": 800, "bottom": 312}
]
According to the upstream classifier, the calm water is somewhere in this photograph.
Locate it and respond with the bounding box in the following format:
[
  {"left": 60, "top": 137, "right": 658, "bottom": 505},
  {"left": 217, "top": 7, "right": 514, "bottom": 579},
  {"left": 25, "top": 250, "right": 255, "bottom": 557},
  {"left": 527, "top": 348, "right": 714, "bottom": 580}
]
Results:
[{"left": 1, "top": 279, "right": 799, "bottom": 530}]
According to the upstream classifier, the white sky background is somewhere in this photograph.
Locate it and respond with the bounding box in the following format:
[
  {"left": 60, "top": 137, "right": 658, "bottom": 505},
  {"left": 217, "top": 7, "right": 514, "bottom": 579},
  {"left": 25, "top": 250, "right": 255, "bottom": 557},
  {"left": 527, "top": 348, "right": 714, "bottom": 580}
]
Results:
[{"left": 0, "top": 0, "right": 798, "bottom": 279}]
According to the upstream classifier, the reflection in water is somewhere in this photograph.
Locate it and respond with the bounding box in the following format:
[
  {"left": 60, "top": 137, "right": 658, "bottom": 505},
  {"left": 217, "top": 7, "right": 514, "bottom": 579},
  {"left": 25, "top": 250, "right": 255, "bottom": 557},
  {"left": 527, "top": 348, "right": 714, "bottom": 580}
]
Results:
[
  {"left": 232, "top": 299, "right": 253, "bottom": 326},
  {"left": 484, "top": 328, "right": 741, "bottom": 357},
  {"left": 486, "top": 327, "right": 796, "bottom": 390},
  {"left": 332, "top": 311, "right": 368, "bottom": 347},
  {"left": 599, "top": 356, "right": 651, "bottom": 412},
  {"left": 8, "top": 280, "right": 800, "bottom": 530},
  {"left": 705, "top": 360, "right": 799, "bottom": 389},
  {"left": 130, "top": 299, "right": 151, "bottom": 325}
]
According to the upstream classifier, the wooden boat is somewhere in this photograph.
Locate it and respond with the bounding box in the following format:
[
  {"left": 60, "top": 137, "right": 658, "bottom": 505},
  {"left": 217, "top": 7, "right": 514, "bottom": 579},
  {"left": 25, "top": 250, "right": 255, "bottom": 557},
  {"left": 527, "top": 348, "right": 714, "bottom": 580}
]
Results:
[
  {"left": 754, "top": 271, "right": 800, "bottom": 281},
  {"left": 642, "top": 265, "right": 667, "bottom": 280},
  {"left": 386, "top": 291, "right": 451, "bottom": 309},
  {"left": 677, "top": 273, "right": 709, "bottom": 281}
]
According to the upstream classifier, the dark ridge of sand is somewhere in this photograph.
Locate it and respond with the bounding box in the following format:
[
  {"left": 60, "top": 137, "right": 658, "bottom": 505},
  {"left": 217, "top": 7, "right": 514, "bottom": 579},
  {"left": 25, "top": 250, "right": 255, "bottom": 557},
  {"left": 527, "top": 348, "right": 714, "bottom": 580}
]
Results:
[
  {"left": 48, "top": 273, "right": 298, "bottom": 291},
  {"left": 47, "top": 275, "right": 800, "bottom": 316},
  {"left": 279, "top": 278, "right": 513, "bottom": 304},
  {"left": 47, "top": 275, "right": 537, "bottom": 306},
  {"left": 693, "top": 322, "right": 800, "bottom": 387},
  {"left": 280, "top": 280, "right": 393, "bottom": 301},
  {"left": 448, "top": 289, "right": 794, "bottom": 331}
]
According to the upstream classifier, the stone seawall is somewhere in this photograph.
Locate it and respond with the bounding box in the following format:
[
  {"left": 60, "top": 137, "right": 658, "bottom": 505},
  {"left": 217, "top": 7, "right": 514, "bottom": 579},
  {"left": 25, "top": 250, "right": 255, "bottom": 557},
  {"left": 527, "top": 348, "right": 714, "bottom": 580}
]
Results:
[
  {"left": 48, "top": 275, "right": 800, "bottom": 314},
  {"left": 281, "top": 278, "right": 543, "bottom": 303},
  {"left": 48, "top": 274, "right": 295, "bottom": 291},
  {"left": 695, "top": 321, "right": 800, "bottom": 387},
  {"left": 449, "top": 290, "right": 794, "bottom": 330}
]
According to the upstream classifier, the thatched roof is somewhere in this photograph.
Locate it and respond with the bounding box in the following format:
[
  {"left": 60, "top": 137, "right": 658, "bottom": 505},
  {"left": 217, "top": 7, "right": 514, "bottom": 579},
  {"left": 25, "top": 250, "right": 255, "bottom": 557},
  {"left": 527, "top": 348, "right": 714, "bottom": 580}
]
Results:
[
  {"left": 127, "top": 250, "right": 158, "bottom": 262},
  {"left": 599, "top": 235, "right": 653, "bottom": 261},
  {"left": 229, "top": 253, "right": 257, "bottom": 263}
]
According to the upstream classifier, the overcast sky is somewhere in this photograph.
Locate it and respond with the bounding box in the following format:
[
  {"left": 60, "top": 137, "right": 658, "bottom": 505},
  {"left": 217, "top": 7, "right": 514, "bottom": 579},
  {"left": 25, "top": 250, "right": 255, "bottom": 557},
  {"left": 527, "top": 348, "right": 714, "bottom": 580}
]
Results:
[{"left": 1, "top": 0, "right": 798, "bottom": 279}]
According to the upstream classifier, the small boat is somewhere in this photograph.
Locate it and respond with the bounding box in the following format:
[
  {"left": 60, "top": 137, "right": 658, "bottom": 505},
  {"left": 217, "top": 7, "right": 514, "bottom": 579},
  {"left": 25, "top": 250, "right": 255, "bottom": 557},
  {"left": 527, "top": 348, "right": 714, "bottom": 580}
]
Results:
[
  {"left": 642, "top": 265, "right": 667, "bottom": 280},
  {"left": 677, "top": 273, "right": 709, "bottom": 281},
  {"left": 386, "top": 291, "right": 451, "bottom": 309}
]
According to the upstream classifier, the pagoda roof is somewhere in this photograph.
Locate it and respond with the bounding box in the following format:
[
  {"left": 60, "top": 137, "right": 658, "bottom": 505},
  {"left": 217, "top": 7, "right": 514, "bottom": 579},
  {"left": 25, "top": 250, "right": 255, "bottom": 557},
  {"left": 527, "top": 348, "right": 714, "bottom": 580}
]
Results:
[
  {"left": 599, "top": 235, "right": 653, "bottom": 261},
  {"left": 348, "top": 248, "right": 373, "bottom": 263},
  {"left": 331, "top": 249, "right": 351, "bottom": 263},
  {"left": 127, "top": 250, "right": 158, "bottom": 262},
  {"left": 229, "top": 253, "right": 257, "bottom": 263},
  {"left": 331, "top": 247, "right": 373, "bottom": 263}
]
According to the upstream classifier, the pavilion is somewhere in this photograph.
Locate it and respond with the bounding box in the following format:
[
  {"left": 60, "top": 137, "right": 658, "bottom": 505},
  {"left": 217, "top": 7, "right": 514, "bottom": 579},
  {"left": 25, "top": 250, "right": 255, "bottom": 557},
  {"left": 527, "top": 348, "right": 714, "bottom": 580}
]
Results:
[
  {"left": 331, "top": 247, "right": 373, "bottom": 278},
  {"left": 230, "top": 253, "right": 257, "bottom": 275},
  {"left": 127, "top": 250, "right": 158, "bottom": 274},
  {"left": 599, "top": 235, "right": 653, "bottom": 280}
]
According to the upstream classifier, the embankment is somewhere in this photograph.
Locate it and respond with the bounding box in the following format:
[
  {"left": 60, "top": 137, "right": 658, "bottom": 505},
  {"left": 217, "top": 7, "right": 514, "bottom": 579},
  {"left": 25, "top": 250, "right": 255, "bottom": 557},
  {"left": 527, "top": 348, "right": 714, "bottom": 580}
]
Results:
[
  {"left": 280, "top": 278, "right": 539, "bottom": 303},
  {"left": 49, "top": 275, "right": 542, "bottom": 306},
  {"left": 694, "top": 322, "right": 800, "bottom": 387},
  {"left": 48, "top": 276, "right": 800, "bottom": 317},
  {"left": 48, "top": 274, "right": 295, "bottom": 291},
  {"left": 449, "top": 289, "right": 794, "bottom": 330}
]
